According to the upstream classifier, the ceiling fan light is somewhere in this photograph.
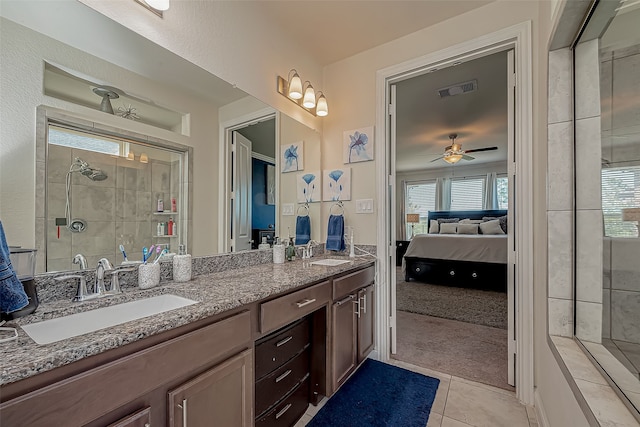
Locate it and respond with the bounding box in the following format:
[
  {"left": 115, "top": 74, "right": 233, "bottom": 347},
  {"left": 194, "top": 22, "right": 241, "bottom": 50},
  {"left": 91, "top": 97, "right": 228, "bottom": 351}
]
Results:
[{"left": 443, "top": 154, "right": 462, "bottom": 164}]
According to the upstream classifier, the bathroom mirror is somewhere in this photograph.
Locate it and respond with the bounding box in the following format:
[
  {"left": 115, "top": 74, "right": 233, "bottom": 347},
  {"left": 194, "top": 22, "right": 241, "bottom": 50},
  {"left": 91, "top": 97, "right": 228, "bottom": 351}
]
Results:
[
  {"left": 574, "top": 0, "right": 640, "bottom": 413},
  {"left": 0, "top": 1, "right": 321, "bottom": 272}
]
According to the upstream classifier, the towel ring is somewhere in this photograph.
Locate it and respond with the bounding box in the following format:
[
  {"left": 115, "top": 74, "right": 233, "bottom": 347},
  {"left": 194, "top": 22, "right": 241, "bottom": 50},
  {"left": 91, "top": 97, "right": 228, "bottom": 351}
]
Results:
[
  {"left": 330, "top": 201, "right": 344, "bottom": 216},
  {"left": 297, "top": 203, "right": 310, "bottom": 216}
]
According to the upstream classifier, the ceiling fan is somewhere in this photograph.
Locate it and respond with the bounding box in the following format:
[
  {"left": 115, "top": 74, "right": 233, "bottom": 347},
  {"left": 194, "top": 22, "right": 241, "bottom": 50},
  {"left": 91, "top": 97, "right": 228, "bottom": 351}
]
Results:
[{"left": 430, "top": 133, "right": 498, "bottom": 164}]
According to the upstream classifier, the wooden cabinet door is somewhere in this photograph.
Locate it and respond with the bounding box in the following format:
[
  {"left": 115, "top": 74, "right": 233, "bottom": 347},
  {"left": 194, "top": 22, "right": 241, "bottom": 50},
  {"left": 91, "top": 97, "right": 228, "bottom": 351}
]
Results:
[
  {"left": 331, "top": 294, "right": 358, "bottom": 392},
  {"left": 168, "top": 349, "right": 253, "bottom": 427},
  {"left": 358, "top": 285, "right": 375, "bottom": 362}
]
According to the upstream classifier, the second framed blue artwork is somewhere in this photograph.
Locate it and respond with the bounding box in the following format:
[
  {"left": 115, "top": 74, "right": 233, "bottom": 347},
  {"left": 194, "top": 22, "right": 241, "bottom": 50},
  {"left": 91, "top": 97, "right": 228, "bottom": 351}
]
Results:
[{"left": 343, "top": 126, "right": 374, "bottom": 164}]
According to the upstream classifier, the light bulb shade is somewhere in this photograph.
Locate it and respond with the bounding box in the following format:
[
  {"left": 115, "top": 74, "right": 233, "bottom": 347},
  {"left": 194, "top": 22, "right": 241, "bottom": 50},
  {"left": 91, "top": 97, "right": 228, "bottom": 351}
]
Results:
[
  {"left": 288, "top": 72, "right": 303, "bottom": 99},
  {"left": 406, "top": 213, "right": 420, "bottom": 224},
  {"left": 316, "top": 93, "right": 328, "bottom": 116},
  {"left": 127, "top": 152, "right": 135, "bottom": 161},
  {"left": 302, "top": 83, "right": 316, "bottom": 108},
  {"left": 443, "top": 154, "right": 462, "bottom": 164},
  {"left": 144, "top": 0, "right": 170, "bottom": 10},
  {"left": 622, "top": 208, "right": 640, "bottom": 221},
  {"left": 139, "top": 153, "right": 149, "bottom": 164}
]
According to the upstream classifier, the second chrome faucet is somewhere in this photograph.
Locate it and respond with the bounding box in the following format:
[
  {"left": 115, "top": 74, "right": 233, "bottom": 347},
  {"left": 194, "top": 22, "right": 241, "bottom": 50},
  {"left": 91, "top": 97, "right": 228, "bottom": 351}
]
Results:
[{"left": 55, "top": 257, "right": 136, "bottom": 302}]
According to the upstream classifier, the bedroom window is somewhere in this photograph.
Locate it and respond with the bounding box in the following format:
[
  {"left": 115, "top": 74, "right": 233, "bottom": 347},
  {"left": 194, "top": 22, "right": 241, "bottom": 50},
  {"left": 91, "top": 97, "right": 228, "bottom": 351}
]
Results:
[
  {"left": 496, "top": 176, "right": 509, "bottom": 210},
  {"left": 602, "top": 166, "right": 640, "bottom": 238},
  {"left": 405, "top": 181, "right": 436, "bottom": 235},
  {"left": 450, "top": 177, "right": 485, "bottom": 210}
]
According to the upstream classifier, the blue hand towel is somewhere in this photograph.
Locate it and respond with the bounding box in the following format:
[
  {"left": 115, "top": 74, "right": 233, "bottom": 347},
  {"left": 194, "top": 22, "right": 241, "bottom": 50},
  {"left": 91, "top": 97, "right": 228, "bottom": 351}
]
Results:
[
  {"left": 326, "top": 214, "right": 345, "bottom": 251},
  {"left": 0, "top": 221, "right": 29, "bottom": 314},
  {"left": 295, "top": 215, "right": 311, "bottom": 245}
]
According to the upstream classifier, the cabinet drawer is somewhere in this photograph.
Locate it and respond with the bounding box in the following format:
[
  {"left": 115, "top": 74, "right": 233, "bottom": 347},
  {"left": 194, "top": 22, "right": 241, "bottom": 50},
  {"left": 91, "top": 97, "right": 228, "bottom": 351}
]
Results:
[
  {"left": 260, "top": 280, "right": 330, "bottom": 333},
  {"left": 255, "top": 317, "right": 310, "bottom": 379},
  {"left": 255, "top": 378, "right": 309, "bottom": 427},
  {"left": 333, "top": 266, "right": 375, "bottom": 300},
  {"left": 255, "top": 348, "right": 310, "bottom": 417}
]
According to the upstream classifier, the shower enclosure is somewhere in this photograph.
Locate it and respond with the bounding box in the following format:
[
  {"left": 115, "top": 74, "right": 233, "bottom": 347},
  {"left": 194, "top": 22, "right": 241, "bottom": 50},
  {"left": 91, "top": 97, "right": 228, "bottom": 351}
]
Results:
[{"left": 45, "top": 123, "right": 187, "bottom": 272}]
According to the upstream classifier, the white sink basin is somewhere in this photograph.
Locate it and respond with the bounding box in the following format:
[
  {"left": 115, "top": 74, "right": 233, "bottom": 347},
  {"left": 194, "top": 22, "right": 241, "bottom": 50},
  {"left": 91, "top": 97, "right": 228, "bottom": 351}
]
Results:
[
  {"left": 21, "top": 294, "right": 198, "bottom": 345},
  {"left": 310, "top": 259, "right": 352, "bottom": 267}
]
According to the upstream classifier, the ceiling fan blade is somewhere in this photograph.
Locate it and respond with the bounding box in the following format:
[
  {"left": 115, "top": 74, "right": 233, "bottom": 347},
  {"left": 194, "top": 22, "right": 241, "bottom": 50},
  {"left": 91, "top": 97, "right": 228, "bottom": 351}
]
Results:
[
  {"left": 464, "top": 146, "right": 498, "bottom": 154},
  {"left": 430, "top": 156, "right": 444, "bottom": 163},
  {"left": 462, "top": 154, "right": 475, "bottom": 161}
]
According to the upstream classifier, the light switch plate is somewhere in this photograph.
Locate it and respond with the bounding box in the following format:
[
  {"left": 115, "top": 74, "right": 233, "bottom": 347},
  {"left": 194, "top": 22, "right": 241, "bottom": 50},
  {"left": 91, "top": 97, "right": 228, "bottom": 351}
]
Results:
[
  {"left": 282, "top": 203, "right": 295, "bottom": 216},
  {"left": 355, "top": 199, "right": 374, "bottom": 214}
]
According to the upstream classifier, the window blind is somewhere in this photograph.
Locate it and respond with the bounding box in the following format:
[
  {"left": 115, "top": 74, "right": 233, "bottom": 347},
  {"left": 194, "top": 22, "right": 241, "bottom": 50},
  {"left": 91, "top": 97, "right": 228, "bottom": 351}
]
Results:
[
  {"left": 450, "top": 178, "right": 485, "bottom": 210},
  {"left": 602, "top": 167, "right": 640, "bottom": 237},
  {"left": 405, "top": 182, "right": 436, "bottom": 235},
  {"left": 497, "top": 176, "right": 509, "bottom": 210}
]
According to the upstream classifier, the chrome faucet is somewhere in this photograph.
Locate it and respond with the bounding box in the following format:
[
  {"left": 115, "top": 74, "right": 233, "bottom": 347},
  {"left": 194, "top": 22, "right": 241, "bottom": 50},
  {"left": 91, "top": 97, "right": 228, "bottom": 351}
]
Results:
[
  {"left": 303, "top": 240, "right": 318, "bottom": 259},
  {"left": 95, "top": 258, "right": 113, "bottom": 295},
  {"left": 72, "top": 253, "right": 88, "bottom": 270}
]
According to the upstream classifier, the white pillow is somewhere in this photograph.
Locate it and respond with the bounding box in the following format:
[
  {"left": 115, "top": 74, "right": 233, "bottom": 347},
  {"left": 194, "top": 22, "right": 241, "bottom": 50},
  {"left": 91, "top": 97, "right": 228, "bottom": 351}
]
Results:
[
  {"left": 479, "top": 219, "right": 505, "bottom": 235},
  {"left": 439, "top": 223, "right": 457, "bottom": 234},
  {"left": 428, "top": 219, "right": 439, "bottom": 234},
  {"left": 457, "top": 223, "right": 479, "bottom": 235}
]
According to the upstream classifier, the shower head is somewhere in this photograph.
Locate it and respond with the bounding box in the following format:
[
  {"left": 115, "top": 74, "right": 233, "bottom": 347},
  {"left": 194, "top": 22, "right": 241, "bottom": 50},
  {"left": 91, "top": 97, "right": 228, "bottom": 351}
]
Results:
[{"left": 70, "top": 157, "right": 108, "bottom": 181}]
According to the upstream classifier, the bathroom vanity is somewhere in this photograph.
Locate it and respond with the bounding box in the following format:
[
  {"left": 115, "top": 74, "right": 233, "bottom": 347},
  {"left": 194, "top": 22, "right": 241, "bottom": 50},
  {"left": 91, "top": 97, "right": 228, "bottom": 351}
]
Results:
[{"left": 0, "top": 257, "right": 375, "bottom": 426}]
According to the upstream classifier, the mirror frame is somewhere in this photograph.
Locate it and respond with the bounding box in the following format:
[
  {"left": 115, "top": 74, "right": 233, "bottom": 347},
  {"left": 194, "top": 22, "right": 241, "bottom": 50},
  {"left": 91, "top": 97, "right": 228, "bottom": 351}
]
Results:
[{"left": 35, "top": 105, "right": 194, "bottom": 273}]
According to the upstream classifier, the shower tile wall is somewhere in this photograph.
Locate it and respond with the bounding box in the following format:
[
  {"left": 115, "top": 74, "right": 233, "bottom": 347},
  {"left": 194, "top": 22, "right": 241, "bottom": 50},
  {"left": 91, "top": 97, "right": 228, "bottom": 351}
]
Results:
[
  {"left": 600, "top": 45, "right": 640, "bottom": 348},
  {"left": 47, "top": 145, "right": 178, "bottom": 271}
]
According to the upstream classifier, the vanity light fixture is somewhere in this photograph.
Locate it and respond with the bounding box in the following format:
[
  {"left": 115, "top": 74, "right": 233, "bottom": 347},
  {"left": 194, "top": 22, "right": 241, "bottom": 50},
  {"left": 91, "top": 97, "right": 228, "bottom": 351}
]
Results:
[
  {"left": 134, "top": 0, "right": 169, "bottom": 17},
  {"left": 127, "top": 152, "right": 135, "bottom": 161},
  {"left": 139, "top": 153, "right": 149, "bottom": 164},
  {"left": 277, "top": 69, "right": 328, "bottom": 117}
]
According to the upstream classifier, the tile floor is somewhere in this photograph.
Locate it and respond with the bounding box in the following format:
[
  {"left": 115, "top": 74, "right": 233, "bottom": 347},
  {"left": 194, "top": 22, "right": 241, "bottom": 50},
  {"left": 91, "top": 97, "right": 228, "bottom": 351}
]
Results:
[{"left": 294, "top": 359, "right": 537, "bottom": 427}]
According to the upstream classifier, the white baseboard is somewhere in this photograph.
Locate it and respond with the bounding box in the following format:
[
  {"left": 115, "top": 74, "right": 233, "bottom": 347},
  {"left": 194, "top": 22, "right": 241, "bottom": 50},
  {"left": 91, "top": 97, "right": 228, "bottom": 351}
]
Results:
[{"left": 535, "top": 388, "right": 550, "bottom": 427}]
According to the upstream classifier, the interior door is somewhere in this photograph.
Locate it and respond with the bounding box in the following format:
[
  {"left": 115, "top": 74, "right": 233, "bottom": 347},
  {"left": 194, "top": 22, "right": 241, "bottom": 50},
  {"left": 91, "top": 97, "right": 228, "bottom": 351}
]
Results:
[
  {"left": 506, "top": 49, "right": 516, "bottom": 387},
  {"left": 232, "top": 131, "right": 253, "bottom": 252}
]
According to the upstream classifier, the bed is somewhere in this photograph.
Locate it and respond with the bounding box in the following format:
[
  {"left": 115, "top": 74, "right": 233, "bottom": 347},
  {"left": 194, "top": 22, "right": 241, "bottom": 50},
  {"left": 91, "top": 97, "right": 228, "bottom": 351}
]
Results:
[{"left": 402, "top": 209, "right": 508, "bottom": 291}]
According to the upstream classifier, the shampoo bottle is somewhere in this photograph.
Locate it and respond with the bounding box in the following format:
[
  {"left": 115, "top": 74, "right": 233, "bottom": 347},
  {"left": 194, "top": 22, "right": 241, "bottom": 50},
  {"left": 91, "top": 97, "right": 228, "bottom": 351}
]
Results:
[{"left": 173, "top": 244, "right": 191, "bottom": 282}]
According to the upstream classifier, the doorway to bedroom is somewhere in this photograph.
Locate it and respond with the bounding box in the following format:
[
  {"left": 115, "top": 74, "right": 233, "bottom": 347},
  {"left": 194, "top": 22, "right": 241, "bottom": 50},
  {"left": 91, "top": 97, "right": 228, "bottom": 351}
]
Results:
[{"left": 390, "top": 49, "right": 514, "bottom": 391}]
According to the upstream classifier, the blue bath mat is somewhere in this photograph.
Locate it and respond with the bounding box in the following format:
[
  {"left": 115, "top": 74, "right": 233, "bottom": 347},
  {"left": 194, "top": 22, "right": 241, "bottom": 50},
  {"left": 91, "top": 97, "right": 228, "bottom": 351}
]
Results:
[{"left": 308, "top": 359, "right": 440, "bottom": 427}]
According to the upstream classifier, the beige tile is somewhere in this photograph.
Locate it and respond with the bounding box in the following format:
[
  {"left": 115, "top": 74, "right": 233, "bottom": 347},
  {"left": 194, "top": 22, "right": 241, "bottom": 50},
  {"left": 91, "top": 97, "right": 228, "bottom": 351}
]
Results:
[
  {"left": 611, "top": 290, "right": 640, "bottom": 343},
  {"left": 548, "top": 297, "right": 573, "bottom": 337},
  {"left": 575, "top": 39, "right": 601, "bottom": 120},
  {"left": 548, "top": 49, "right": 573, "bottom": 124},
  {"left": 576, "top": 301, "right": 603, "bottom": 343},
  {"left": 575, "top": 117, "right": 602, "bottom": 210},
  {"left": 427, "top": 412, "right": 443, "bottom": 427},
  {"left": 547, "top": 122, "right": 573, "bottom": 211},
  {"left": 582, "top": 341, "right": 640, "bottom": 393},
  {"left": 574, "top": 378, "right": 639, "bottom": 426},
  {"left": 525, "top": 405, "right": 538, "bottom": 427},
  {"left": 451, "top": 375, "right": 515, "bottom": 399},
  {"left": 547, "top": 210, "right": 572, "bottom": 299},
  {"left": 552, "top": 337, "right": 608, "bottom": 385},
  {"left": 575, "top": 209, "right": 603, "bottom": 303},
  {"left": 444, "top": 379, "right": 529, "bottom": 427},
  {"left": 441, "top": 415, "right": 473, "bottom": 427}
]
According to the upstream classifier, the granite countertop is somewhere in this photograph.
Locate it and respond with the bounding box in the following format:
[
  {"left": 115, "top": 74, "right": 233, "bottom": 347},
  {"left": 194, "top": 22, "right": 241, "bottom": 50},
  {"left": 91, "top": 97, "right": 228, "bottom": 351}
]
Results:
[{"left": 0, "top": 255, "right": 375, "bottom": 386}]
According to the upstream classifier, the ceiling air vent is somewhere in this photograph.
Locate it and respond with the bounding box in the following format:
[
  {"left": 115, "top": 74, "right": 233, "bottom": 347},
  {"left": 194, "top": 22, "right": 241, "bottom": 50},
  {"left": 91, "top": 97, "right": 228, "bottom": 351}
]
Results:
[{"left": 437, "top": 79, "right": 478, "bottom": 98}]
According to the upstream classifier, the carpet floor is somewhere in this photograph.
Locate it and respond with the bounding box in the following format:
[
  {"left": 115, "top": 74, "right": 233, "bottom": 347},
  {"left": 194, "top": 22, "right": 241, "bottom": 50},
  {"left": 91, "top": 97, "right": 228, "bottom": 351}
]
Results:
[
  {"left": 393, "top": 310, "right": 513, "bottom": 391},
  {"left": 396, "top": 267, "right": 508, "bottom": 329},
  {"left": 307, "top": 359, "right": 440, "bottom": 427}
]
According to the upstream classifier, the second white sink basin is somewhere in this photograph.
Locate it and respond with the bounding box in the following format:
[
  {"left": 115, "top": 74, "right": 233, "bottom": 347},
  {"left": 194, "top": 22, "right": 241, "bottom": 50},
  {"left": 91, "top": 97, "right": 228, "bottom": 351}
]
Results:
[
  {"left": 21, "top": 294, "right": 198, "bottom": 345},
  {"left": 310, "top": 259, "right": 352, "bottom": 267}
]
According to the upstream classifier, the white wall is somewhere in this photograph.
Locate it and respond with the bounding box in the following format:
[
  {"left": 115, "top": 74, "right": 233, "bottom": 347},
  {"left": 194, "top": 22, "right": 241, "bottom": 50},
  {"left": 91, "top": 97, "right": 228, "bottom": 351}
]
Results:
[
  {"left": 77, "top": 0, "right": 324, "bottom": 134},
  {"left": 320, "top": 0, "right": 590, "bottom": 424},
  {"left": 0, "top": 18, "right": 220, "bottom": 257}
]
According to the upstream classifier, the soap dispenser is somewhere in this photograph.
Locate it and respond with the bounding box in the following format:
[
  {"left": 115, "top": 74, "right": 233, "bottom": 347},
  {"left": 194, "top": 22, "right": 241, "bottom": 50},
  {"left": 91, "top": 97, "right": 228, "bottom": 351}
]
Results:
[
  {"left": 258, "top": 236, "right": 270, "bottom": 250},
  {"left": 286, "top": 236, "right": 296, "bottom": 261},
  {"left": 172, "top": 244, "right": 191, "bottom": 282}
]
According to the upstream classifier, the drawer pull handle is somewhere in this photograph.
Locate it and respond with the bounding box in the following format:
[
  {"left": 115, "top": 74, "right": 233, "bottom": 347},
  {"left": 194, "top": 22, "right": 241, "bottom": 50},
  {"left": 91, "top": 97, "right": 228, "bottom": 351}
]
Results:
[
  {"left": 275, "top": 369, "right": 292, "bottom": 383},
  {"left": 276, "top": 336, "right": 293, "bottom": 347},
  {"left": 296, "top": 298, "right": 317, "bottom": 308},
  {"left": 335, "top": 294, "right": 355, "bottom": 306},
  {"left": 275, "top": 403, "right": 292, "bottom": 419}
]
